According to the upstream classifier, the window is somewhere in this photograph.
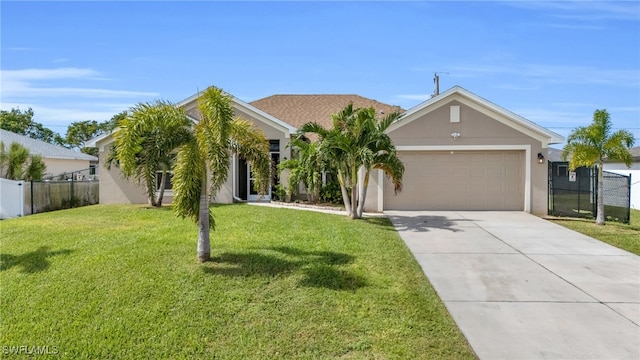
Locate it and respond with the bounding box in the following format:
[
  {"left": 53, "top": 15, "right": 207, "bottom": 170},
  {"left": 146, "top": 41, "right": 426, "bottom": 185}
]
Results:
[
  {"left": 557, "top": 164, "right": 568, "bottom": 177},
  {"left": 156, "top": 172, "right": 173, "bottom": 191},
  {"left": 269, "top": 140, "right": 280, "bottom": 152}
]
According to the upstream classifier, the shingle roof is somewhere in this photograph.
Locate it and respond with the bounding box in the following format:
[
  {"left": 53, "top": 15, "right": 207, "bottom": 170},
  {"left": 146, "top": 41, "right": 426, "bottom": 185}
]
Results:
[
  {"left": 548, "top": 146, "right": 640, "bottom": 162},
  {"left": 548, "top": 147, "right": 565, "bottom": 162},
  {"left": 249, "top": 94, "right": 403, "bottom": 130},
  {"left": 0, "top": 129, "right": 98, "bottom": 161}
]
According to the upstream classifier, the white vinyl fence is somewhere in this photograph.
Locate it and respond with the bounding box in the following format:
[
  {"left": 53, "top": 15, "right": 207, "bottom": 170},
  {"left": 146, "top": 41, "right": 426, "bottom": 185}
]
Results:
[{"left": 0, "top": 178, "right": 25, "bottom": 219}]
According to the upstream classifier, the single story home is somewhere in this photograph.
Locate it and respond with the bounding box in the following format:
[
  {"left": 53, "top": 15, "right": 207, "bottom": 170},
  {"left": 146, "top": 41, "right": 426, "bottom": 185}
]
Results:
[
  {"left": 88, "top": 86, "right": 564, "bottom": 215},
  {"left": 0, "top": 129, "right": 98, "bottom": 178},
  {"left": 603, "top": 146, "right": 639, "bottom": 209}
]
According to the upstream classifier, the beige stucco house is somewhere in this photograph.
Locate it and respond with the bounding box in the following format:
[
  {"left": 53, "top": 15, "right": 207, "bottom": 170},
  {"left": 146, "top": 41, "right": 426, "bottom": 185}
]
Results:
[
  {"left": 0, "top": 129, "right": 97, "bottom": 178},
  {"left": 88, "top": 86, "right": 563, "bottom": 215}
]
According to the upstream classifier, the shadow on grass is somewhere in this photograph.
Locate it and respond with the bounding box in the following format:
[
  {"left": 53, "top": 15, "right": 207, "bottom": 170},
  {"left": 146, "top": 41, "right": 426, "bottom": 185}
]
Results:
[
  {"left": 0, "top": 246, "right": 74, "bottom": 273},
  {"left": 202, "top": 246, "right": 366, "bottom": 291}
]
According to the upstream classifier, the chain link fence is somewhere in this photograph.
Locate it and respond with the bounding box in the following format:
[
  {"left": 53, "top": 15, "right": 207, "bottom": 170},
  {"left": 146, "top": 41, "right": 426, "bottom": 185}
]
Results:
[
  {"left": 548, "top": 162, "right": 630, "bottom": 223},
  {"left": 24, "top": 168, "right": 99, "bottom": 215}
]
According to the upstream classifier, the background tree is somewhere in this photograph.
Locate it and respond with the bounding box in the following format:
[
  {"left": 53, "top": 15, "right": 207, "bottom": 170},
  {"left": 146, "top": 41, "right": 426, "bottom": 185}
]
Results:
[
  {"left": 562, "top": 109, "right": 635, "bottom": 225},
  {"left": 104, "top": 111, "right": 127, "bottom": 132},
  {"left": 300, "top": 104, "right": 404, "bottom": 219},
  {"left": 64, "top": 120, "right": 111, "bottom": 156},
  {"left": 0, "top": 108, "right": 65, "bottom": 145},
  {"left": 172, "top": 87, "right": 271, "bottom": 262},
  {"left": 0, "top": 141, "right": 47, "bottom": 181},
  {"left": 110, "top": 101, "right": 192, "bottom": 207}
]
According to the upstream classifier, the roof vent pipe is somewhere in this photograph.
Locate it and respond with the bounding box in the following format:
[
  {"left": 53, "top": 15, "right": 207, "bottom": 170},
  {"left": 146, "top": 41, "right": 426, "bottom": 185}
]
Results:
[{"left": 432, "top": 72, "right": 449, "bottom": 98}]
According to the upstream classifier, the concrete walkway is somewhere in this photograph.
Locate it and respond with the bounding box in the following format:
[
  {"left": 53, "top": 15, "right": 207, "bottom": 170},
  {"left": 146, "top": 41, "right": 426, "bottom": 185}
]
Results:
[{"left": 386, "top": 211, "right": 640, "bottom": 360}]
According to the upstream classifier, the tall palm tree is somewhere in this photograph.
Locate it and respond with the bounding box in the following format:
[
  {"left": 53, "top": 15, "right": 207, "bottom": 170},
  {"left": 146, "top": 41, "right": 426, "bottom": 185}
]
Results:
[
  {"left": 562, "top": 109, "right": 635, "bottom": 225},
  {"left": 172, "top": 87, "right": 271, "bottom": 262},
  {"left": 300, "top": 103, "right": 404, "bottom": 219},
  {"left": 111, "top": 101, "right": 192, "bottom": 207}
]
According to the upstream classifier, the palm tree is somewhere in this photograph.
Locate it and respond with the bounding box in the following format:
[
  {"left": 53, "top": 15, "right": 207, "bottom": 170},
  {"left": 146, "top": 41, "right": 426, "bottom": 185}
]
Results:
[
  {"left": 562, "top": 109, "right": 635, "bottom": 225},
  {"left": 111, "top": 101, "right": 192, "bottom": 207},
  {"left": 300, "top": 103, "right": 404, "bottom": 219},
  {"left": 172, "top": 87, "right": 271, "bottom": 262},
  {"left": 278, "top": 137, "right": 327, "bottom": 203},
  {"left": 0, "top": 141, "right": 46, "bottom": 181}
]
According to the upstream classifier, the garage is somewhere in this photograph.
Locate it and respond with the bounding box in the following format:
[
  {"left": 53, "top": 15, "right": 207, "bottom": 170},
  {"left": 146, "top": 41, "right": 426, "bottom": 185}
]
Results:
[{"left": 384, "top": 150, "right": 525, "bottom": 211}]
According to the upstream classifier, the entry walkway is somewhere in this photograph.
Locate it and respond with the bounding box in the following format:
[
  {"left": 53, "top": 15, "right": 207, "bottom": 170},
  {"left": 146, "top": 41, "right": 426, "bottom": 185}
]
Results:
[{"left": 386, "top": 211, "right": 639, "bottom": 360}]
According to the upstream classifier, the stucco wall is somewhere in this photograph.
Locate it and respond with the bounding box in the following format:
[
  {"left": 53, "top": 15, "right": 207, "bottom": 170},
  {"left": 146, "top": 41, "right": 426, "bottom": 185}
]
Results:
[
  {"left": 96, "top": 140, "right": 148, "bottom": 204},
  {"left": 384, "top": 99, "right": 549, "bottom": 215},
  {"left": 97, "top": 100, "right": 292, "bottom": 205},
  {"left": 43, "top": 158, "right": 92, "bottom": 178}
]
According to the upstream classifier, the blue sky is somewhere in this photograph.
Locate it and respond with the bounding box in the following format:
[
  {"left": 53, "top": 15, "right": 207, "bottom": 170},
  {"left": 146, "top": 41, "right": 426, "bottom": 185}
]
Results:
[{"left": 1, "top": 1, "right": 639, "bottom": 146}]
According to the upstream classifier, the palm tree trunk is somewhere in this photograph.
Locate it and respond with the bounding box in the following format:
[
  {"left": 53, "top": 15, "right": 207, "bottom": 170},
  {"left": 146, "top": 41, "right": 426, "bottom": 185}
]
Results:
[
  {"left": 197, "top": 175, "right": 211, "bottom": 262},
  {"left": 356, "top": 167, "right": 369, "bottom": 218},
  {"left": 146, "top": 175, "right": 157, "bottom": 207},
  {"left": 596, "top": 163, "right": 605, "bottom": 225},
  {"left": 350, "top": 164, "right": 358, "bottom": 219},
  {"left": 337, "top": 170, "right": 352, "bottom": 217},
  {"left": 157, "top": 169, "right": 167, "bottom": 207}
]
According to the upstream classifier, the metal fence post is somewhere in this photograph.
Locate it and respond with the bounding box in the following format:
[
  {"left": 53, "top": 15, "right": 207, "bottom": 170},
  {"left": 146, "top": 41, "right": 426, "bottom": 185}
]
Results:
[
  {"left": 70, "top": 175, "right": 74, "bottom": 208},
  {"left": 627, "top": 173, "right": 631, "bottom": 225}
]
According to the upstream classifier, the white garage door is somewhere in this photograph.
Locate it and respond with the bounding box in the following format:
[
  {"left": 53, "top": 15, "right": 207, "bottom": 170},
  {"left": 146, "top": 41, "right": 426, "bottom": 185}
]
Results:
[{"left": 385, "top": 151, "right": 525, "bottom": 210}]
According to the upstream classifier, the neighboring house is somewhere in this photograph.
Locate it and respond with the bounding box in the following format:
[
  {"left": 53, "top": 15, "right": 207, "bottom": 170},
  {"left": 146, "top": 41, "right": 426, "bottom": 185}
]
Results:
[
  {"left": 603, "top": 146, "right": 640, "bottom": 209},
  {"left": 548, "top": 146, "right": 639, "bottom": 209},
  {"left": 87, "top": 86, "right": 564, "bottom": 215},
  {"left": 0, "top": 129, "right": 98, "bottom": 178}
]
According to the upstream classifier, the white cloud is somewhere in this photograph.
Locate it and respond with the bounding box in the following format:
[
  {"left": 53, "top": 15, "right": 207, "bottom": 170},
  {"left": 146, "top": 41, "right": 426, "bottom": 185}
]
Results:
[
  {"left": 1, "top": 67, "right": 102, "bottom": 81},
  {"left": 504, "top": 1, "right": 640, "bottom": 22},
  {"left": 448, "top": 63, "right": 640, "bottom": 87},
  {"left": 0, "top": 67, "right": 159, "bottom": 99},
  {"left": 1, "top": 101, "right": 129, "bottom": 130},
  {"left": 0, "top": 67, "right": 158, "bottom": 132}
]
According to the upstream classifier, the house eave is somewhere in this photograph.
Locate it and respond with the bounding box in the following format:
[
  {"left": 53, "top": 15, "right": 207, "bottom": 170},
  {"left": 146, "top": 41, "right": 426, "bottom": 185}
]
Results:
[{"left": 387, "top": 86, "right": 565, "bottom": 146}]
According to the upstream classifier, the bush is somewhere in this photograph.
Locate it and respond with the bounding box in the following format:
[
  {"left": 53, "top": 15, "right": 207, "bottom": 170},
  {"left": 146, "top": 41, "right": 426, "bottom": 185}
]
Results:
[
  {"left": 273, "top": 184, "right": 287, "bottom": 202},
  {"left": 320, "top": 181, "right": 342, "bottom": 204}
]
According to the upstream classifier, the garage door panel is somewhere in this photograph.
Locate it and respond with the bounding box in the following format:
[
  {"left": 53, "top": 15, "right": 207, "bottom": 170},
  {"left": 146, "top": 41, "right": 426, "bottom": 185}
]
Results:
[{"left": 385, "top": 151, "right": 524, "bottom": 211}]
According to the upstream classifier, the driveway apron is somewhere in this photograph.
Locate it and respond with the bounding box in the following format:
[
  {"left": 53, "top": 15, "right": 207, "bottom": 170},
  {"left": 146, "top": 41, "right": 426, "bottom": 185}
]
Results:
[{"left": 386, "top": 211, "right": 640, "bottom": 360}]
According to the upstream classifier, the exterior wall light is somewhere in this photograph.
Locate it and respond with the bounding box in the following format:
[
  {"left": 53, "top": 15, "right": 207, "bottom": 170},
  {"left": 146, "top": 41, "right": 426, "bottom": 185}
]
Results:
[
  {"left": 451, "top": 132, "right": 461, "bottom": 140},
  {"left": 537, "top": 153, "right": 545, "bottom": 163}
]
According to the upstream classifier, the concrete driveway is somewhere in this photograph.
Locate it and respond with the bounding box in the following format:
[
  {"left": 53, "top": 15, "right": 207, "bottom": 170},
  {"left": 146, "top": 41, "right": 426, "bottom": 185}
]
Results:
[{"left": 386, "top": 211, "right": 640, "bottom": 360}]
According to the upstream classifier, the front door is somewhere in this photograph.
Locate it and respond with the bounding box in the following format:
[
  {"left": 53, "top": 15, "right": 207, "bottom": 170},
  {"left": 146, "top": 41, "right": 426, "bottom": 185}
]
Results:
[{"left": 247, "top": 163, "right": 270, "bottom": 201}]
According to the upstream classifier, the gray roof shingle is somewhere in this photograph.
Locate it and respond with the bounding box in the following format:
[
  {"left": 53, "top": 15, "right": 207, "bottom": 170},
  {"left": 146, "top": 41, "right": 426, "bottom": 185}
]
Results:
[{"left": 0, "top": 129, "right": 98, "bottom": 161}]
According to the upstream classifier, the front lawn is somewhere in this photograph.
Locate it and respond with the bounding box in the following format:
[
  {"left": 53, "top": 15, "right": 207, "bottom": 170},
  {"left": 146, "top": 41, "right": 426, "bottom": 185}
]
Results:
[
  {"left": 0, "top": 204, "right": 474, "bottom": 359},
  {"left": 549, "top": 209, "right": 640, "bottom": 255}
]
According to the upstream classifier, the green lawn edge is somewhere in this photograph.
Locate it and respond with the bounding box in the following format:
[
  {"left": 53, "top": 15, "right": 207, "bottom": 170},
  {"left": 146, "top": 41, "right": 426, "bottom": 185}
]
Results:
[
  {"left": 548, "top": 209, "right": 640, "bottom": 255},
  {"left": 0, "top": 204, "right": 475, "bottom": 359}
]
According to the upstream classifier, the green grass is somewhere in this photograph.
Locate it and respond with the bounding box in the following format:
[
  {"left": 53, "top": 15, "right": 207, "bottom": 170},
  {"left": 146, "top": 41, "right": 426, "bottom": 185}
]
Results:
[
  {"left": 0, "top": 204, "right": 474, "bottom": 359},
  {"left": 549, "top": 192, "right": 630, "bottom": 223},
  {"left": 549, "top": 209, "right": 640, "bottom": 255}
]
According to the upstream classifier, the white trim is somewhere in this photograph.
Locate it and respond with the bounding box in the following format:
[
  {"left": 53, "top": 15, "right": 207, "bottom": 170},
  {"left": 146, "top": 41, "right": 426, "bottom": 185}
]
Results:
[
  {"left": 175, "top": 91, "right": 296, "bottom": 139},
  {"left": 232, "top": 97, "right": 297, "bottom": 138},
  {"left": 387, "top": 86, "right": 564, "bottom": 145},
  {"left": 450, "top": 105, "right": 460, "bottom": 123},
  {"left": 395, "top": 145, "right": 532, "bottom": 212},
  {"left": 232, "top": 153, "right": 237, "bottom": 199},
  {"left": 377, "top": 169, "right": 384, "bottom": 212}
]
